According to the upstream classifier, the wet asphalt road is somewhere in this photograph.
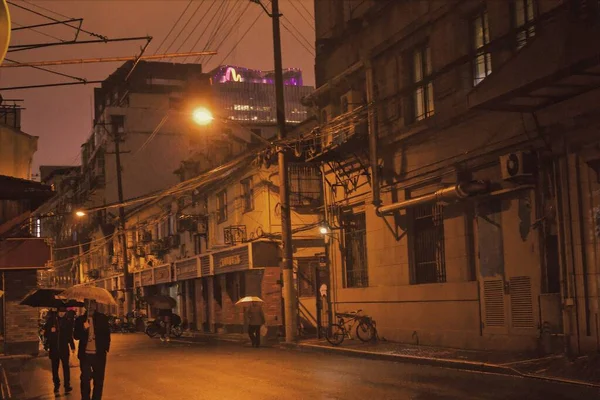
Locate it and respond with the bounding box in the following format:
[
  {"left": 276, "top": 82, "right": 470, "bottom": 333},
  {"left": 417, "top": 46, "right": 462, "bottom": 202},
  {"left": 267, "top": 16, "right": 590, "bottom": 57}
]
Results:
[{"left": 18, "top": 334, "right": 600, "bottom": 400}]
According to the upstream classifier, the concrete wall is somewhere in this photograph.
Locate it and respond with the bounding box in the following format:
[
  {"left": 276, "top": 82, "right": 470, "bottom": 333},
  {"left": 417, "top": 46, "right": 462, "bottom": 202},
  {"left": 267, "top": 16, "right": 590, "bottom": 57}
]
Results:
[{"left": 0, "top": 125, "right": 37, "bottom": 180}]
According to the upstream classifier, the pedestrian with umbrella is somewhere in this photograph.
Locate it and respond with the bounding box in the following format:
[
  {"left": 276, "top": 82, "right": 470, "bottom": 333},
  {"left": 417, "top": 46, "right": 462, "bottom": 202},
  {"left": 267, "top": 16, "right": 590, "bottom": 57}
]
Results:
[
  {"left": 61, "top": 286, "right": 114, "bottom": 400},
  {"left": 144, "top": 295, "right": 177, "bottom": 343},
  {"left": 20, "top": 288, "right": 78, "bottom": 393},
  {"left": 43, "top": 304, "right": 76, "bottom": 394},
  {"left": 237, "top": 296, "right": 265, "bottom": 348}
]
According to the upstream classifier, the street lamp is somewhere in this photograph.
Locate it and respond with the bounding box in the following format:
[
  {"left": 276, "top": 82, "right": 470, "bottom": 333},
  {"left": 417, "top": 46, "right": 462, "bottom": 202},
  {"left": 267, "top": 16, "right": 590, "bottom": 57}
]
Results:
[
  {"left": 75, "top": 210, "right": 86, "bottom": 217},
  {"left": 192, "top": 106, "right": 214, "bottom": 126}
]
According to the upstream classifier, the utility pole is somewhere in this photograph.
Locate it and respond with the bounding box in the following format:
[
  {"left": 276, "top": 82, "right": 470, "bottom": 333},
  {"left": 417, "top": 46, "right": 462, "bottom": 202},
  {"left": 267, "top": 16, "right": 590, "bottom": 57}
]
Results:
[
  {"left": 251, "top": 0, "right": 296, "bottom": 342},
  {"left": 111, "top": 117, "right": 133, "bottom": 315}
]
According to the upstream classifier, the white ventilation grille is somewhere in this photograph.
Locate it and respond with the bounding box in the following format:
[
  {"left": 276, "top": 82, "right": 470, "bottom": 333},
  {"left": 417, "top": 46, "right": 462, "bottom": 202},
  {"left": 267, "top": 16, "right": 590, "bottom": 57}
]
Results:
[
  {"left": 484, "top": 279, "right": 505, "bottom": 327},
  {"left": 510, "top": 276, "right": 534, "bottom": 329}
]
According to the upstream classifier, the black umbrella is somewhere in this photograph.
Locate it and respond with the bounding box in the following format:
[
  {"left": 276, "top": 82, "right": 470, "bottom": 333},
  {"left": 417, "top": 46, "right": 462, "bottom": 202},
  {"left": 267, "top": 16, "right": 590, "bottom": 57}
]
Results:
[
  {"left": 20, "top": 288, "right": 64, "bottom": 308},
  {"left": 143, "top": 295, "right": 177, "bottom": 310},
  {"left": 61, "top": 299, "right": 85, "bottom": 308}
]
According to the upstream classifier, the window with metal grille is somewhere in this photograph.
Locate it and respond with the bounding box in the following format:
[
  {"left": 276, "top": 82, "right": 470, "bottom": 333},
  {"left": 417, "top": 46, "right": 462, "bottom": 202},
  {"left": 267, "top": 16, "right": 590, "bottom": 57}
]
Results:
[
  {"left": 343, "top": 212, "right": 369, "bottom": 288},
  {"left": 411, "top": 44, "right": 435, "bottom": 122},
  {"left": 240, "top": 177, "right": 254, "bottom": 213},
  {"left": 289, "top": 164, "right": 322, "bottom": 207},
  {"left": 472, "top": 9, "right": 492, "bottom": 86},
  {"left": 217, "top": 190, "right": 227, "bottom": 224},
  {"left": 411, "top": 204, "right": 446, "bottom": 284},
  {"left": 511, "top": 0, "right": 536, "bottom": 50}
]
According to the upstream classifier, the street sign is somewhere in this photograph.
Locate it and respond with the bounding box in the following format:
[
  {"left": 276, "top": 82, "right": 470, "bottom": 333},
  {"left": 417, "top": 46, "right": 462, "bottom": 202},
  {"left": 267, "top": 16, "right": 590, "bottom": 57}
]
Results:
[{"left": 0, "top": 0, "right": 10, "bottom": 65}]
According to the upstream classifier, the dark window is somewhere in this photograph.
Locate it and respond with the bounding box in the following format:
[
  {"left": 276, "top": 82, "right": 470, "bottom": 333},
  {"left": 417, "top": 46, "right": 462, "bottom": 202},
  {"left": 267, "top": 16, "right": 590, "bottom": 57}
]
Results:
[
  {"left": 194, "top": 234, "right": 202, "bottom": 255},
  {"left": 240, "top": 177, "right": 254, "bottom": 213},
  {"left": 343, "top": 212, "right": 368, "bottom": 288},
  {"left": 298, "top": 259, "right": 317, "bottom": 298},
  {"left": 411, "top": 45, "right": 434, "bottom": 121},
  {"left": 217, "top": 190, "right": 227, "bottom": 224},
  {"left": 110, "top": 115, "right": 125, "bottom": 134},
  {"left": 411, "top": 204, "right": 446, "bottom": 284},
  {"left": 289, "top": 164, "right": 322, "bottom": 207},
  {"left": 511, "top": 0, "right": 536, "bottom": 50},
  {"left": 472, "top": 9, "right": 492, "bottom": 86}
]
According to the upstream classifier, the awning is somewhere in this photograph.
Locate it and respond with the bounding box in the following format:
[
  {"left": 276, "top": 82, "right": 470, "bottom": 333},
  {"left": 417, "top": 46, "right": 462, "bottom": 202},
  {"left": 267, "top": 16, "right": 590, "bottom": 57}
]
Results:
[
  {"left": 468, "top": 4, "right": 600, "bottom": 113},
  {"left": 0, "top": 238, "right": 53, "bottom": 270}
]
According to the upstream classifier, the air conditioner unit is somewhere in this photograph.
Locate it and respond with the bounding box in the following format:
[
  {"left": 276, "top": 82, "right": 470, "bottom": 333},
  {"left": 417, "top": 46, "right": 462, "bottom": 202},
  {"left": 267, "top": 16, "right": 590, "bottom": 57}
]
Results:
[
  {"left": 340, "top": 90, "right": 363, "bottom": 114},
  {"left": 500, "top": 151, "right": 536, "bottom": 181}
]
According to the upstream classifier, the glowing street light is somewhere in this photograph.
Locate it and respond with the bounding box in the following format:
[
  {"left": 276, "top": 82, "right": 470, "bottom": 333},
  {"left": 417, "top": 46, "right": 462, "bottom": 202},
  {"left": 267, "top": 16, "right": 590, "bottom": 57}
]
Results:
[
  {"left": 75, "top": 210, "right": 86, "bottom": 217},
  {"left": 191, "top": 106, "right": 214, "bottom": 126},
  {"left": 319, "top": 226, "right": 330, "bottom": 235}
]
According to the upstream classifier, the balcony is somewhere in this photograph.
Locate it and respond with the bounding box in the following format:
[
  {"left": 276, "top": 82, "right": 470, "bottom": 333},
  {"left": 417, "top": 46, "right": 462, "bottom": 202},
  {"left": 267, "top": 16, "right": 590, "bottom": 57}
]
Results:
[
  {"left": 303, "top": 106, "right": 369, "bottom": 162},
  {"left": 468, "top": 2, "right": 600, "bottom": 113}
]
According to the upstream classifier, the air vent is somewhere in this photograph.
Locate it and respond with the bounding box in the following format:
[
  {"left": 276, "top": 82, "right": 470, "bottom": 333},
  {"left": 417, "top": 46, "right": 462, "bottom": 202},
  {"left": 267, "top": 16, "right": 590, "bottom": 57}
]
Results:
[
  {"left": 484, "top": 280, "right": 505, "bottom": 327},
  {"left": 510, "top": 276, "right": 534, "bottom": 329}
]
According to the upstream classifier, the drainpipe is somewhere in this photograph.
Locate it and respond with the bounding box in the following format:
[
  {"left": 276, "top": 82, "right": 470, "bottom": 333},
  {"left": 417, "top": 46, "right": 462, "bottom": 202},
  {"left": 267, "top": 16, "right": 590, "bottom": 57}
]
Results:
[
  {"left": 365, "top": 59, "right": 381, "bottom": 207},
  {"left": 376, "top": 181, "right": 489, "bottom": 216}
]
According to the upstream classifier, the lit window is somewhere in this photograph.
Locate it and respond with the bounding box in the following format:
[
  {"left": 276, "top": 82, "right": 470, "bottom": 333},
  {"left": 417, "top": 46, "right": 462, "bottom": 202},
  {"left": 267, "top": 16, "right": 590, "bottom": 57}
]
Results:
[
  {"left": 512, "top": 0, "right": 536, "bottom": 50},
  {"left": 411, "top": 45, "right": 434, "bottom": 122},
  {"left": 240, "top": 177, "right": 254, "bottom": 213},
  {"left": 217, "top": 190, "right": 227, "bottom": 224},
  {"left": 472, "top": 9, "right": 492, "bottom": 86}
]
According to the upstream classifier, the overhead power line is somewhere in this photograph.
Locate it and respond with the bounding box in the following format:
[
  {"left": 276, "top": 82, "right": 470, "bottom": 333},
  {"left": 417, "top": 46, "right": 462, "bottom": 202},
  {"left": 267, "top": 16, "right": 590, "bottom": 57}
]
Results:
[
  {"left": 165, "top": 0, "right": 206, "bottom": 55},
  {"left": 7, "top": 1, "right": 106, "bottom": 40},
  {"left": 1, "top": 50, "right": 217, "bottom": 68},
  {"left": 287, "top": 0, "right": 315, "bottom": 30},
  {"left": 216, "top": 9, "right": 263, "bottom": 66},
  {"left": 181, "top": 1, "right": 219, "bottom": 63},
  {"left": 153, "top": 0, "right": 193, "bottom": 55}
]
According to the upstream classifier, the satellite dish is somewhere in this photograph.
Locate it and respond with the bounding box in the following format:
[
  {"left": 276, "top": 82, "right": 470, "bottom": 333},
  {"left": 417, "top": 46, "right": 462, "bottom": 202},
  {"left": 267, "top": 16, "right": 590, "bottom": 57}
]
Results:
[{"left": 0, "top": 0, "right": 10, "bottom": 64}]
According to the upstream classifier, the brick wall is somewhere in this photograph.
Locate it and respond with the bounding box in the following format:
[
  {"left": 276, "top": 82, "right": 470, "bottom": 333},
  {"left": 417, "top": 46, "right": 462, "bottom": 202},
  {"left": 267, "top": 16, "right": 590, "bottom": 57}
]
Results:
[
  {"left": 261, "top": 267, "right": 282, "bottom": 330},
  {"left": 3, "top": 270, "right": 39, "bottom": 355}
]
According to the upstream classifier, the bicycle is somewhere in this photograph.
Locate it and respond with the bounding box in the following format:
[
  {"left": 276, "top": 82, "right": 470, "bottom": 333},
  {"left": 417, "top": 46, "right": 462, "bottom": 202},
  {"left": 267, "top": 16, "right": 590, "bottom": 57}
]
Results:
[{"left": 325, "top": 309, "right": 377, "bottom": 345}]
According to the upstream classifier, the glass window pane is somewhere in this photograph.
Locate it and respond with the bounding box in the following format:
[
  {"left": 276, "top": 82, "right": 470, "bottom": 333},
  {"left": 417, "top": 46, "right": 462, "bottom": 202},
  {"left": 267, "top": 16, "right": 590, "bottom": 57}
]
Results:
[
  {"left": 485, "top": 53, "right": 493, "bottom": 75},
  {"left": 483, "top": 11, "right": 490, "bottom": 43},
  {"left": 425, "top": 47, "right": 432, "bottom": 75},
  {"left": 413, "top": 50, "right": 423, "bottom": 82},
  {"left": 473, "top": 17, "right": 484, "bottom": 49},
  {"left": 426, "top": 83, "right": 435, "bottom": 117},
  {"left": 526, "top": 0, "right": 535, "bottom": 22},
  {"left": 414, "top": 87, "right": 424, "bottom": 120}
]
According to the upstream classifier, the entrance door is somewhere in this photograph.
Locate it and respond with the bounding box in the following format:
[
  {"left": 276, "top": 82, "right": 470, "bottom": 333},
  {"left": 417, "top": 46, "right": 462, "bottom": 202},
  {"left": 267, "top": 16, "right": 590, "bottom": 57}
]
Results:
[{"left": 477, "top": 199, "right": 508, "bottom": 335}]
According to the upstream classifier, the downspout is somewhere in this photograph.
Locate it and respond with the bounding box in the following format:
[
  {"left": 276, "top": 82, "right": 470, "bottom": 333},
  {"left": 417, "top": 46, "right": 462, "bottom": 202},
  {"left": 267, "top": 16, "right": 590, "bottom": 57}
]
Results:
[
  {"left": 376, "top": 181, "right": 489, "bottom": 216},
  {"left": 365, "top": 59, "right": 381, "bottom": 208},
  {"left": 562, "top": 147, "right": 582, "bottom": 355},
  {"left": 575, "top": 157, "right": 591, "bottom": 337}
]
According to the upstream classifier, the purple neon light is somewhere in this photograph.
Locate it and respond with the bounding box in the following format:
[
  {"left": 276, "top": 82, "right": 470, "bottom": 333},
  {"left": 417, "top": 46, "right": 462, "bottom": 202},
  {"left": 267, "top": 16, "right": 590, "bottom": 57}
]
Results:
[{"left": 213, "top": 65, "right": 303, "bottom": 86}]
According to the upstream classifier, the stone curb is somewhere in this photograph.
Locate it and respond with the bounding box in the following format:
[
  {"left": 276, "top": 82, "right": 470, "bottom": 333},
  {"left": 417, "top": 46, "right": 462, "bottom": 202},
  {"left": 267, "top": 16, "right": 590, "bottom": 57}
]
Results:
[{"left": 279, "top": 342, "right": 600, "bottom": 389}]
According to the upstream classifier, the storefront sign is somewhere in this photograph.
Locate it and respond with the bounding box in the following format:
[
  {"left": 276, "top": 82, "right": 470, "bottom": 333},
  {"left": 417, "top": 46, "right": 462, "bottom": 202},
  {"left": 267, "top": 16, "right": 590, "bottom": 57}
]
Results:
[
  {"left": 213, "top": 246, "right": 249, "bottom": 273},
  {"left": 175, "top": 257, "right": 199, "bottom": 280},
  {"left": 219, "top": 255, "right": 241, "bottom": 268},
  {"left": 154, "top": 264, "right": 171, "bottom": 284},
  {"left": 140, "top": 269, "right": 153, "bottom": 286}
]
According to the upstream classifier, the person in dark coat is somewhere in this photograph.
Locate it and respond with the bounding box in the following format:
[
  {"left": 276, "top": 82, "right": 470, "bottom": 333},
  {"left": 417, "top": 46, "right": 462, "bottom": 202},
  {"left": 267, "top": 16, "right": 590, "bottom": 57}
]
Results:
[
  {"left": 43, "top": 307, "right": 75, "bottom": 393},
  {"left": 244, "top": 302, "right": 266, "bottom": 348},
  {"left": 157, "top": 308, "right": 172, "bottom": 342},
  {"left": 74, "top": 300, "right": 111, "bottom": 400}
]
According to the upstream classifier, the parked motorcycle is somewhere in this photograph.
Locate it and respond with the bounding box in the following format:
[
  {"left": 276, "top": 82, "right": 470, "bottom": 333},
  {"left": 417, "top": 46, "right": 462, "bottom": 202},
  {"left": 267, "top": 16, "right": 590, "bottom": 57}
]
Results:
[
  {"left": 109, "top": 315, "right": 137, "bottom": 333},
  {"left": 145, "top": 314, "right": 183, "bottom": 338}
]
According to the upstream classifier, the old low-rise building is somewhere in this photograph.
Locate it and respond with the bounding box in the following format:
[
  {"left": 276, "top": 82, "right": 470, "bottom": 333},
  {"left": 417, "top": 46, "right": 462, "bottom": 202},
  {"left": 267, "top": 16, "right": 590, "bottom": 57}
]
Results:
[{"left": 305, "top": 0, "right": 600, "bottom": 354}]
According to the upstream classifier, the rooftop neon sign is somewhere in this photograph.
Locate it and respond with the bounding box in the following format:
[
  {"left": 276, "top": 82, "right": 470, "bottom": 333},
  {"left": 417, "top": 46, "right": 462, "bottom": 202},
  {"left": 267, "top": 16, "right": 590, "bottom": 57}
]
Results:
[{"left": 213, "top": 65, "right": 303, "bottom": 86}]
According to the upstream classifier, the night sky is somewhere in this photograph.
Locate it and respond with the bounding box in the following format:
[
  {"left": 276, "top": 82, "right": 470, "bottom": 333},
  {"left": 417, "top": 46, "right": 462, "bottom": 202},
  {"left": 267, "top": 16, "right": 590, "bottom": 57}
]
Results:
[{"left": 2, "top": 0, "right": 316, "bottom": 174}]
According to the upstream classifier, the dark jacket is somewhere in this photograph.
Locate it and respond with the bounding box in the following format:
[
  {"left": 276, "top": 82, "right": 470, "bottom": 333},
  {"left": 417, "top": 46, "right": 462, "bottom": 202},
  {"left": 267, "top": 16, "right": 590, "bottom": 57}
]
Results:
[
  {"left": 74, "top": 312, "right": 111, "bottom": 359},
  {"left": 43, "top": 313, "right": 75, "bottom": 359}
]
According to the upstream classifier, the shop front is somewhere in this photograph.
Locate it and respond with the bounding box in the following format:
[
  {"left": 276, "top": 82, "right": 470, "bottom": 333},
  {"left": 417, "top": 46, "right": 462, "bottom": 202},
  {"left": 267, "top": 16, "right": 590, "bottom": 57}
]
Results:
[
  {"left": 209, "top": 240, "right": 281, "bottom": 336},
  {"left": 133, "top": 263, "right": 173, "bottom": 318}
]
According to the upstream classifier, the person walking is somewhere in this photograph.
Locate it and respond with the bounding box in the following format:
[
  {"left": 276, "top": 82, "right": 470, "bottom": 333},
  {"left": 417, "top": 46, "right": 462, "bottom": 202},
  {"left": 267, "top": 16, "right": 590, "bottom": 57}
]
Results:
[
  {"left": 43, "top": 307, "right": 75, "bottom": 394},
  {"left": 158, "top": 308, "right": 173, "bottom": 342},
  {"left": 244, "top": 302, "right": 265, "bottom": 348},
  {"left": 74, "top": 300, "right": 111, "bottom": 400}
]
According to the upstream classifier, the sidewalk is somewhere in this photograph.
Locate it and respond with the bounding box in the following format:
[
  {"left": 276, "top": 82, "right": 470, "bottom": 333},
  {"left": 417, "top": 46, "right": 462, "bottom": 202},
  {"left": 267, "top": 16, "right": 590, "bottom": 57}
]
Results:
[{"left": 279, "top": 338, "right": 600, "bottom": 388}]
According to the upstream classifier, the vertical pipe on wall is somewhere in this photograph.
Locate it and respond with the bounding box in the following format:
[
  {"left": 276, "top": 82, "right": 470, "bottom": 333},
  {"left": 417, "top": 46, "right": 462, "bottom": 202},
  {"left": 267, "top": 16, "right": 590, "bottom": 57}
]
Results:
[{"left": 574, "top": 158, "right": 591, "bottom": 336}]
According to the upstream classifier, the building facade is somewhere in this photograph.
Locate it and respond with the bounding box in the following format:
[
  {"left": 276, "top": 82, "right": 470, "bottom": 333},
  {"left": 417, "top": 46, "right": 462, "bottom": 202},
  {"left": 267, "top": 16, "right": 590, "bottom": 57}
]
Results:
[
  {"left": 306, "top": 0, "right": 600, "bottom": 353},
  {"left": 0, "top": 103, "right": 37, "bottom": 180}
]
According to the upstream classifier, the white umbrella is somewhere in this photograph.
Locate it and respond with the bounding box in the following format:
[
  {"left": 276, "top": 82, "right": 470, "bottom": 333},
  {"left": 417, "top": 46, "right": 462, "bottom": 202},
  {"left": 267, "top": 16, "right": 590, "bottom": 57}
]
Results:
[
  {"left": 59, "top": 286, "right": 117, "bottom": 306},
  {"left": 235, "top": 296, "right": 264, "bottom": 305}
]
